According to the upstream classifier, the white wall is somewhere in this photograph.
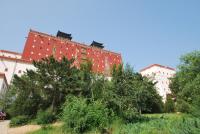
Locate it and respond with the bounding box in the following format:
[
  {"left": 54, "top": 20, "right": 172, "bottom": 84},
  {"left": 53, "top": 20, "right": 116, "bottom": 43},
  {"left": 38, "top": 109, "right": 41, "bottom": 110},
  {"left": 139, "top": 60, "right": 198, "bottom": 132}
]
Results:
[
  {"left": 140, "top": 65, "right": 176, "bottom": 102},
  {"left": 0, "top": 59, "right": 35, "bottom": 84},
  {"left": 0, "top": 78, "right": 4, "bottom": 93},
  {"left": 0, "top": 77, "right": 8, "bottom": 96}
]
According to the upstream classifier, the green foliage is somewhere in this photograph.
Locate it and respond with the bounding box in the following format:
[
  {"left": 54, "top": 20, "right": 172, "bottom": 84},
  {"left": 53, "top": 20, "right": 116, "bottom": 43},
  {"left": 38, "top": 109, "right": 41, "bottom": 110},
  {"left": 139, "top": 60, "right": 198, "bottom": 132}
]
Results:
[
  {"left": 10, "top": 115, "right": 29, "bottom": 127},
  {"left": 135, "top": 76, "right": 164, "bottom": 114},
  {"left": 5, "top": 75, "right": 41, "bottom": 118},
  {"left": 170, "top": 50, "right": 200, "bottom": 115},
  {"left": 164, "top": 96, "right": 175, "bottom": 113},
  {"left": 78, "top": 60, "right": 94, "bottom": 99},
  {"left": 1, "top": 56, "right": 80, "bottom": 121},
  {"left": 36, "top": 110, "right": 56, "bottom": 125},
  {"left": 32, "top": 56, "right": 79, "bottom": 113},
  {"left": 122, "top": 108, "right": 140, "bottom": 123},
  {"left": 62, "top": 96, "right": 110, "bottom": 134},
  {"left": 176, "top": 100, "right": 191, "bottom": 113},
  {"left": 1, "top": 55, "right": 164, "bottom": 130}
]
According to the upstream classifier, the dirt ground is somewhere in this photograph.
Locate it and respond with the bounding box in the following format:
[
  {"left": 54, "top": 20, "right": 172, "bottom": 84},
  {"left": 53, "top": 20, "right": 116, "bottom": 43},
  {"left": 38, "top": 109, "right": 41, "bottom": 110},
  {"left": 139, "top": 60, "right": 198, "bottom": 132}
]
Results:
[
  {"left": 0, "top": 120, "right": 62, "bottom": 134},
  {"left": 0, "top": 120, "right": 10, "bottom": 134},
  {"left": 8, "top": 124, "right": 41, "bottom": 134}
]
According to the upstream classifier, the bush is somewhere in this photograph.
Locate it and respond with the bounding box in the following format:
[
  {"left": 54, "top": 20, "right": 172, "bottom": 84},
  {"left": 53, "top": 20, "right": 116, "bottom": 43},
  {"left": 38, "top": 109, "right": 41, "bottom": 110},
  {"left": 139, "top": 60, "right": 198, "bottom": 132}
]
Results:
[
  {"left": 176, "top": 100, "right": 191, "bottom": 113},
  {"left": 122, "top": 107, "right": 139, "bottom": 123},
  {"left": 62, "top": 96, "right": 110, "bottom": 134},
  {"left": 36, "top": 110, "right": 56, "bottom": 125},
  {"left": 86, "top": 101, "right": 110, "bottom": 129},
  {"left": 10, "top": 115, "right": 29, "bottom": 127}
]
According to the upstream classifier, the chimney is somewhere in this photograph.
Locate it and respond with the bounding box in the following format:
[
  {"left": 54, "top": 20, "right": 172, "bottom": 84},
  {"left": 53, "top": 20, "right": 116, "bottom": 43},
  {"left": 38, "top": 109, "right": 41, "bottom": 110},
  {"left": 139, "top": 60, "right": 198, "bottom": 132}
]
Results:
[
  {"left": 56, "top": 30, "right": 72, "bottom": 40},
  {"left": 90, "top": 41, "right": 104, "bottom": 49}
]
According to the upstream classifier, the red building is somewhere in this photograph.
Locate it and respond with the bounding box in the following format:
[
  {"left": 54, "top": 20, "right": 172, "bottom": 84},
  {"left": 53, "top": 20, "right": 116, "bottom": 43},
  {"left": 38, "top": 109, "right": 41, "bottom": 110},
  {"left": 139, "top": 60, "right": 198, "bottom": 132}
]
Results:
[{"left": 22, "top": 30, "right": 122, "bottom": 76}]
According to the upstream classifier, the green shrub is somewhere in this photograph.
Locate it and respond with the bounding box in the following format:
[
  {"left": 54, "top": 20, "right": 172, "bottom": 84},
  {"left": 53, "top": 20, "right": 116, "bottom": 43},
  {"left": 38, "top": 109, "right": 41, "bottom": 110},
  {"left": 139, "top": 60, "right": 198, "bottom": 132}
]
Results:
[
  {"left": 164, "top": 96, "right": 175, "bottom": 113},
  {"left": 36, "top": 110, "right": 56, "bottom": 125},
  {"left": 86, "top": 101, "right": 110, "bottom": 129},
  {"left": 177, "top": 100, "right": 191, "bottom": 113},
  {"left": 10, "top": 115, "right": 29, "bottom": 127},
  {"left": 122, "top": 107, "right": 139, "bottom": 123},
  {"left": 62, "top": 96, "right": 110, "bottom": 134},
  {"left": 176, "top": 99, "right": 200, "bottom": 116}
]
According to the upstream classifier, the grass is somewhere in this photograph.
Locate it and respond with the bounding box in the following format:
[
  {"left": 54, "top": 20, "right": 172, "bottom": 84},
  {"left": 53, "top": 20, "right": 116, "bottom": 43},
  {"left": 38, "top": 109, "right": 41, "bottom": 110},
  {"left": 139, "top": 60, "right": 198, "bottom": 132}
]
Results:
[
  {"left": 115, "top": 113, "right": 200, "bottom": 134},
  {"left": 29, "top": 113, "right": 200, "bottom": 134}
]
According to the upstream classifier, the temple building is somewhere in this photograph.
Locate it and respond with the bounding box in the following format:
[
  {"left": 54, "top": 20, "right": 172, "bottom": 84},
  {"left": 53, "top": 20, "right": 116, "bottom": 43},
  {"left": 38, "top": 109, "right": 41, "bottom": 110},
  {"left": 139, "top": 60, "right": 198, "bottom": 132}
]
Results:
[{"left": 22, "top": 30, "right": 122, "bottom": 76}]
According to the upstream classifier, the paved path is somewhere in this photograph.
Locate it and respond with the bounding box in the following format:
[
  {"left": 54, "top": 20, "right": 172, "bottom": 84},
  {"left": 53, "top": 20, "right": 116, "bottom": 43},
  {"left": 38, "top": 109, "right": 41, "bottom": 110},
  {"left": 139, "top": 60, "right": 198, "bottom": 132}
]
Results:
[{"left": 0, "top": 120, "right": 10, "bottom": 134}]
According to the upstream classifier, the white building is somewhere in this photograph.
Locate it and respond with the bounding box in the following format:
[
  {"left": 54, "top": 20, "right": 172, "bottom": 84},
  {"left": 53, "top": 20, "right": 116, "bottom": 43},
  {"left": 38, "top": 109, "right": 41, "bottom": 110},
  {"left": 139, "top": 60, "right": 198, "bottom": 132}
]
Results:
[
  {"left": 0, "top": 50, "right": 22, "bottom": 59},
  {"left": 140, "top": 64, "right": 176, "bottom": 102},
  {"left": 0, "top": 50, "right": 35, "bottom": 94}
]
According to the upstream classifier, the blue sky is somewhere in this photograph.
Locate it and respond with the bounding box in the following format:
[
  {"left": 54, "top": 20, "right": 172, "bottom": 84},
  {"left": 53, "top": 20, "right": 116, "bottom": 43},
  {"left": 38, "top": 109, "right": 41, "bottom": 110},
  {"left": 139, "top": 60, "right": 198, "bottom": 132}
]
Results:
[{"left": 0, "top": 0, "right": 200, "bottom": 71}]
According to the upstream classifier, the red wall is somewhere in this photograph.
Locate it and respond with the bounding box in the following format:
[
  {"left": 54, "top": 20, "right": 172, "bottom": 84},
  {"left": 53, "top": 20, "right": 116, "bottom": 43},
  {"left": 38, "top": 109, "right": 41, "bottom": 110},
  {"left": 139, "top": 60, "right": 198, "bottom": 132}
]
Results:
[{"left": 22, "top": 30, "right": 122, "bottom": 76}]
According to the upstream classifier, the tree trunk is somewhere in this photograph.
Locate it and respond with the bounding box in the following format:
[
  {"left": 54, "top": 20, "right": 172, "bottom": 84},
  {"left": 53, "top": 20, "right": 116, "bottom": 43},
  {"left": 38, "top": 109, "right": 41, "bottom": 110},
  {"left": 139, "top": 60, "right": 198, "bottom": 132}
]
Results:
[
  {"left": 51, "top": 95, "right": 56, "bottom": 112},
  {"left": 139, "top": 108, "right": 142, "bottom": 115}
]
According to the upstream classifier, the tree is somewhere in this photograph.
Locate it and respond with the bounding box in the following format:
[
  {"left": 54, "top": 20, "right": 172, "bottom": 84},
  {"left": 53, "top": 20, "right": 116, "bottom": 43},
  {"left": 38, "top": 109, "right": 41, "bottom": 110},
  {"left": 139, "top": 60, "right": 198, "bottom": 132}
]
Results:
[
  {"left": 135, "top": 75, "right": 163, "bottom": 114},
  {"left": 78, "top": 60, "right": 112, "bottom": 103},
  {"left": 31, "top": 56, "right": 80, "bottom": 112},
  {"left": 111, "top": 64, "right": 138, "bottom": 121},
  {"left": 170, "top": 51, "right": 200, "bottom": 115},
  {"left": 107, "top": 64, "right": 163, "bottom": 122},
  {"left": 78, "top": 61, "right": 94, "bottom": 99},
  {"left": 3, "top": 74, "right": 42, "bottom": 117}
]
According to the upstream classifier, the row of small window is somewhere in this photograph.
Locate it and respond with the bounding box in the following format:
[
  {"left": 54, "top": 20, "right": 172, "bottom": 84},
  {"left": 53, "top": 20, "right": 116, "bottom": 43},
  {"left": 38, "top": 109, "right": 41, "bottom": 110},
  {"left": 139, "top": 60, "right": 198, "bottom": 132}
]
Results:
[
  {"left": 0, "top": 54, "right": 19, "bottom": 58},
  {"left": 30, "top": 49, "right": 119, "bottom": 61},
  {"left": 32, "top": 44, "right": 70, "bottom": 50},
  {"left": 31, "top": 41, "right": 120, "bottom": 58},
  {"left": 157, "top": 71, "right": 171, "bottom": 75},
  {"left": 33, "top": 34, "right": 121, "bottom": 55},
  {"left": 146, "top": 72, "right": 172, "bottom": 76},
  {"left": 163, "top": 88, "right": 170, "bottom": 91},
  {"left": 4, "top": 68, "right": 22, "bottom": 73},
  {"left": 29, "top": 52, "right": 120, "bottom": 64},
  {"left": 160, "top": 81, "right": 169, "bottom": 84}
]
